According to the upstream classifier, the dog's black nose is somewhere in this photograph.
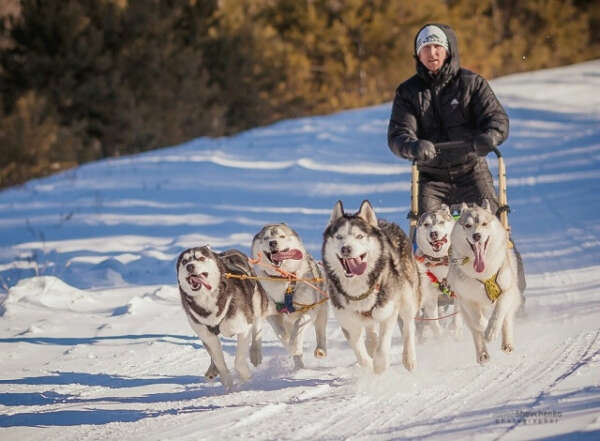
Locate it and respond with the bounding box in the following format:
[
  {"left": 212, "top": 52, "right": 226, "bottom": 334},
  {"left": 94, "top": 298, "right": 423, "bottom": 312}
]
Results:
[
  {"left": 341, "top": 245, "right": 352, "bottom": 256},
  {"left": 186, "top": 263, "right": 195, "bottom": 273},
  {"left": 269, "top": 240, "right": 278, "bottom": 250},
  {"left": 472, "top": 233, "right": 481, "bottom": 242},
  {"left": 430, "top": 231, "right": 438, "bottom": 240}
]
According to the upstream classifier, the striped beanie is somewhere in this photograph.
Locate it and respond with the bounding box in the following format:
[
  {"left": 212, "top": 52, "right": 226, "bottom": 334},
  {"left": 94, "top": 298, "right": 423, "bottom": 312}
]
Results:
[{"left": 416, "top": 25, "right": 449, "bottom": 55}]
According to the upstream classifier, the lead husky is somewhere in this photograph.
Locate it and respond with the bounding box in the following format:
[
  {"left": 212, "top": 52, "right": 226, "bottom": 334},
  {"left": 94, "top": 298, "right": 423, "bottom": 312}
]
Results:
[
  {"left": 322, "top": 200, "right": 419, "bottom": 373},
  {"left": 251, "top": 224, "right": 328, "bottom": 369},
  {"left": 414, "top": 205, "right": 463, "bottom": 339},
  {"left": 447, "top": 201, "right": 524, "bottom": 364},
  {"left": 176, "top": 246, "right": 277, "bottom": 390}
]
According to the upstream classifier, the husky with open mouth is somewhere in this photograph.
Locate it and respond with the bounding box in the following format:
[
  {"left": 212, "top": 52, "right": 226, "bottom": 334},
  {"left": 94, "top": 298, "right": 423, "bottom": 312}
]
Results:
[
  {"left": 251, "top": 223, "right": 328, "bottom": 369},
  {"left": 322, "top": 200, "right": 419, "bottom": 373},
  {"left": 176, "top": 246, "right": 277, "bottom": 391},
  {"left": 447, "top": 201, "right": 524, "bottom": 364},
  {"left": 414, "top": 204, "right": 463, "bottom": 339}
]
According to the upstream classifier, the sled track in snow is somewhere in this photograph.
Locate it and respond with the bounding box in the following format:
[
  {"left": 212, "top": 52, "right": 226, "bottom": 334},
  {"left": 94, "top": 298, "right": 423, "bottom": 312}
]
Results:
[
  {"left": 19, "top": 329, "right": 599, "bottom": 441},
  {"left": 286, "top": 330, "right": 600, "bottom": 441},
  {"left": 494, "top": 329, "right": 600, "bottom": 441}
]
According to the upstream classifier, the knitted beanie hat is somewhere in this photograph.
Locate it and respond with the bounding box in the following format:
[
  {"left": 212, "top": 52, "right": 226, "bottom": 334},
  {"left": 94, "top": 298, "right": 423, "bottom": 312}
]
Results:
[{"left": 415, "top": 25, "right": 449, "bottom": 55}]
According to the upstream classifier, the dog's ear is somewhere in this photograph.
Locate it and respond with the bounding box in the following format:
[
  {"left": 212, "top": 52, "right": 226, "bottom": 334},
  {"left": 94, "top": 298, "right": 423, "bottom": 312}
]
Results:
[
  {"left": 481, "top": 199, "right": 492, "bottom": 212},
  {"left": 357, "top": 200, "right": 378, "bottom": 227},
  {"left": 418, "top": 212, "right": 429, "bottom": 226},
  {"left": 460, "top": 202, "right": 469, "bottom": 214},
  {"left": 440, "top": 204, "right": 451, "bottom": 215},
  {"left": 176, "top": 250, "right": 186, "bottom": 271},
  {"left": 329, "top": 200, "right": 345, "bottom": 225}
]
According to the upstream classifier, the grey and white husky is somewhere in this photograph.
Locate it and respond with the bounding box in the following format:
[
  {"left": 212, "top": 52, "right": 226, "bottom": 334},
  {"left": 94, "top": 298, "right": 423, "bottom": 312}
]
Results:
[
  {"left": 251, "top": 223, "right": 328, "bottom": 369},
  {"left": 414, "top": 204, "right": 463, "bottom": 339},
  {"left": 322, "top": 200, "right": 419, "bottom": 373},
  {"left": 176, "top": 246, "right": 277, "bottom": 391},
  {"left": 447, "top": 201, "right": 524, "bottom": 364}
]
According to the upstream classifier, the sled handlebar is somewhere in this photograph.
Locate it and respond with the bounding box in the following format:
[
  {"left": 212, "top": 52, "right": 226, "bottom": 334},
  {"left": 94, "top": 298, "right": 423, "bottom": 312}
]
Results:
[{"left": 434, "top": 140, "right": 502, "bottom": 158}]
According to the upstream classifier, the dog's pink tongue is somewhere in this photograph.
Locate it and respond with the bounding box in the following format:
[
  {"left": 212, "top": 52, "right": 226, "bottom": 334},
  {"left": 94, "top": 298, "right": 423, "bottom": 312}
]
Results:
[
  {"left": 272, "top": 249, "right": 303, "bottom": 261},
  {"left": 189, "top": 275, "right": 212, "bottom": 290},
  {"left": 347, "top": 257, "right": 367, "bottom": 276},
  {"left": 473, "top": 242, "right": 486, "bottom": 273}
]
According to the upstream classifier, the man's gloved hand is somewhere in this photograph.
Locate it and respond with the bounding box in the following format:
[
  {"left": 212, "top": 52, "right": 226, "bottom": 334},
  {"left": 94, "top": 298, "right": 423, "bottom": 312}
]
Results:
[
  {"left": 411, "top": 140, "right": 437, "bottom": 161},
  {"left": 472, "top": 133, "right": 496, "bottom": 156}
]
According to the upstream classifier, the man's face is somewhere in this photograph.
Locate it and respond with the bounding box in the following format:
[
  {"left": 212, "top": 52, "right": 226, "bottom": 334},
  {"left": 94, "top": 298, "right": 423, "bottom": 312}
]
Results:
[{"left": 418, "top": 44, "right": 447, "bottom": 73}]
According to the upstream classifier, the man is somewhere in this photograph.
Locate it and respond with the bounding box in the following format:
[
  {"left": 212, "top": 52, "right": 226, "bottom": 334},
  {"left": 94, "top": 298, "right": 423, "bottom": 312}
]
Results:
[{"left": 387, "top": 23, "right": 509, "bottom": 216}]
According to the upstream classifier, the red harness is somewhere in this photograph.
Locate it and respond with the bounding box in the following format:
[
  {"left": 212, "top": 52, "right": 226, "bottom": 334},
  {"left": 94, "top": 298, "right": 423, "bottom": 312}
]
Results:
[{"left": 415, "top": 252, "right": 455, "bottom": 298}]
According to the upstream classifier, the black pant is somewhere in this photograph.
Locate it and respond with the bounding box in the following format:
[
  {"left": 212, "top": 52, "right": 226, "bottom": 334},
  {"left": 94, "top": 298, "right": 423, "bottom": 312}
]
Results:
[{"left": 418, "top": 160, "right": 498, "bottom": 216}]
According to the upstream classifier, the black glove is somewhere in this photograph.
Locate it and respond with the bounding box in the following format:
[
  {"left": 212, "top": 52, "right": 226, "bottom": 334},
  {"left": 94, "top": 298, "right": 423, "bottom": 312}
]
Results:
[
  {"left": 410, "top": 140, "right": 437, "bottom": 161},
  {"left": 472, "top": 133, "right": 495, "bottom": 156}
]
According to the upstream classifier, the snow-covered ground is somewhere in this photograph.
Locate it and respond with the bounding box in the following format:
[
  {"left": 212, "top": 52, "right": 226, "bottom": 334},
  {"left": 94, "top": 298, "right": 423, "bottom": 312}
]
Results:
[{"left": 1, "top": 60, "right": 599, "bottom": 441}]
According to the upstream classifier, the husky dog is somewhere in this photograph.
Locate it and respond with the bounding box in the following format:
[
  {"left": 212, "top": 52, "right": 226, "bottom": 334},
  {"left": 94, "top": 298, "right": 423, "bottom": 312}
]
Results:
[
  {"left": 251, "top": 223, "right": 328, "bottom": 369},
  {"left": 176, "top": 246, "right": 277, "bottom": 390},
  {"left": 322, "top": 200, "right": 419, "bottom": 373},
  {"left": 447, "top": 201, "right": 524, "bottom": 364},
  {"left": 414, "top": 204, "right": 463, "bottom": 339}
]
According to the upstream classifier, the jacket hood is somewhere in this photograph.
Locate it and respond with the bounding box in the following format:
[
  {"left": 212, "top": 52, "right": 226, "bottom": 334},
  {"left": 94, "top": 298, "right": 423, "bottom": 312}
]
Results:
[{"left": 414, "top": 23, "right": 460, "bottom": 85}]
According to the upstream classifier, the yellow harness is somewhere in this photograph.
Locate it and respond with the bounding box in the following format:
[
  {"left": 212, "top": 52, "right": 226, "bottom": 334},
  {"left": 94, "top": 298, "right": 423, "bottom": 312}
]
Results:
[
  {"left": 481, "top": 271, "right": 502, "bottom": 303},
  {"left": 454, "top": 255, "right": 503, "bottom": 303}
]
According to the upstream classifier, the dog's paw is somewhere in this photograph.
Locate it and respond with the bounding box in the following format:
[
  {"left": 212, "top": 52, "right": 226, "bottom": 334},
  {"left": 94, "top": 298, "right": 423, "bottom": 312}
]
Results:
[
  {"left": 205, "top": 362, "right": 219, "bottom": 381},
  {"left": 314, "top": 347, "right": 327, "bottom": 358},
  {"left": 250, "top": 346, "right": 263, "bottom": 367},
  {"left": 236, "top": 364, "right": 251, "bottom": 382},
  {"left": 356, "top": 357, "right": 374, "bottom": 371},
  {"left": 502, "top": 343, "right": 514, "bottom": 353},
  {"left": 221, "top": 373, "right": 234, "bottom": 391},
  {"left": 484, "top": 322, "right": 500, "bottom": 342},
  {"left": 477, "top": 351, "right": 490, "bottom": 365},
  {"left": 374, "top": 353, "right": 390, "bottom": 374},
  {"left": 402, "top": 352, "right": 416, "bottom": 372},
  {"left": 293, "top": 355, "right": 305, "bottom": 370}
]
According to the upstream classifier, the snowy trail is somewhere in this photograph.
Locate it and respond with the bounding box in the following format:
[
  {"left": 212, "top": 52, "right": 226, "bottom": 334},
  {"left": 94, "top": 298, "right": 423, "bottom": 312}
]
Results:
[{"left": 3, "top": 268, "right": 598, "bottom": 441}]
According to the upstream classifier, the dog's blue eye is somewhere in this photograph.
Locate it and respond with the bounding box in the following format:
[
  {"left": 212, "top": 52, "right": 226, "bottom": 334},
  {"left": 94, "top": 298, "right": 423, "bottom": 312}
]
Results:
[
  {"left": 356, "top": 234, "right": 364, "bottom": 239},
  {"left": 465, "top": 224, "right": 472, "bottom": 229},
  {"left": 335, "top": 234, "right": 343, "bottom": 240}
]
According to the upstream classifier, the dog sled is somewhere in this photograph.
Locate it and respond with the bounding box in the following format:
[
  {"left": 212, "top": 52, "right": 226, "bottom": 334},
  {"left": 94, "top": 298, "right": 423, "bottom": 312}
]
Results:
[
  {"left": 408, "top": 140, "right": 511, "bottom": 240},
  {"left": 407, "top": 140, "right": 526, "bottom": 319}
]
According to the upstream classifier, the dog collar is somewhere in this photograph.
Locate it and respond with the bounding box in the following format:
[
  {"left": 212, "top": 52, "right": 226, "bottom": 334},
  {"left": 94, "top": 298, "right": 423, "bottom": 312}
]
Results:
[
  {"left": 415, "top": 250, "right": 449, "bottom": 267},
  {"left": 343, "top": 282, "right": 381, "bottom": 302}
]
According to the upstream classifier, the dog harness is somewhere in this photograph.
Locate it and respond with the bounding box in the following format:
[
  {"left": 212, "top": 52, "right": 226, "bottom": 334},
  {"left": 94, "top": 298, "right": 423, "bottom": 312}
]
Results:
[
  {"left": 453, "top": 253, "right": 503, "bottom": 303},
  {"left": 180, "top": 292, "right": 224, "bottom": 335},
  {"left": 277, "top": 279, "right": 297, "bottom": 314},
  {"left": 415, "top": 252, "right": 454, "bottom": 297},
  {"left": 480, "top": 272, "right": 502, "bottom": 303}
]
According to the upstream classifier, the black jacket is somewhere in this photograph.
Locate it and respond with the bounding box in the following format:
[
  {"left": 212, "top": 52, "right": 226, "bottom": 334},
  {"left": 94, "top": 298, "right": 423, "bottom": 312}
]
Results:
[{"left": 387, "top": 24, "right": 509, "bottom": 176}]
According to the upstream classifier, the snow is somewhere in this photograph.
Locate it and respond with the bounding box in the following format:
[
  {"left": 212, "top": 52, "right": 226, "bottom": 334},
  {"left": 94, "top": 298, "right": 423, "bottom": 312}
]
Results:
[{"left": 1, "top": 60, "right": 600, "bottom": 440}]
